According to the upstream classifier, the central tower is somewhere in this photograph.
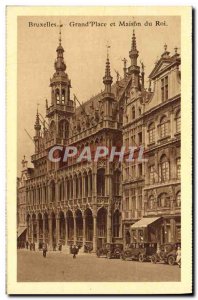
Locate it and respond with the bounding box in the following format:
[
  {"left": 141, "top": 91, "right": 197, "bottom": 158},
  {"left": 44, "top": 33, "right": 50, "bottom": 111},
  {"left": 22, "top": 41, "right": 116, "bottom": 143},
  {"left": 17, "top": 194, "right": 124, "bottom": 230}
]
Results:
[{"left": 46, "top": 25, "right": 75, "bottom": 141}]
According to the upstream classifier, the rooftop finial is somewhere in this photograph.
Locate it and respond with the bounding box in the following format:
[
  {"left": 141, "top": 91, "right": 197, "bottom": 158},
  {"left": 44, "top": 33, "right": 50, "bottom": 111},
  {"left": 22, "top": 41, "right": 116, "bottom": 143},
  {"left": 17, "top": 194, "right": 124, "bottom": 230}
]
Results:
[
  {"left": 106, "top": 41, "right": 110, "bottom": 59},
  {"left": 164, "top": 43, "right": 167, "bottom": 51},
  {"left": 59, "top": 21, "right": 63, "bottom": 46},
  {"left": 174, "top": 47, "right": 178, "bottom": 54}
]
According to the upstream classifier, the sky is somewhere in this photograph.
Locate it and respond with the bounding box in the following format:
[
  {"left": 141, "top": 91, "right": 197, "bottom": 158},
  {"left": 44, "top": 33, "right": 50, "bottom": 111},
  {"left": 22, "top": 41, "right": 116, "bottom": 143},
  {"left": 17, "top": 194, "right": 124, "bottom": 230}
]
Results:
[{"left": 17, "top": 16, "right": 181, "bottom": 175}]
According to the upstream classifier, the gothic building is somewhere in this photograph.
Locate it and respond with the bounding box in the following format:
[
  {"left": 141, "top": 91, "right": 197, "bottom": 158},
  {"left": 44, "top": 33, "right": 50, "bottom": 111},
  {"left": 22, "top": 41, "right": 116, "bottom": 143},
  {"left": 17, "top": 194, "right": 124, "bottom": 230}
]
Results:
[{"left": 17, "top": 29, "right": 181, "bottom": 251}]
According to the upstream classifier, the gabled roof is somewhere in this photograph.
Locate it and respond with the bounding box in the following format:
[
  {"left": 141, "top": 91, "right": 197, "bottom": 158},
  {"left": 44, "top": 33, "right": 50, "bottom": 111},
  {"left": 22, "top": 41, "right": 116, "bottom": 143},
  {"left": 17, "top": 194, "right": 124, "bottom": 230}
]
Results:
[{"left": 149, "top": 54, "right": 180, "bottom": 80}]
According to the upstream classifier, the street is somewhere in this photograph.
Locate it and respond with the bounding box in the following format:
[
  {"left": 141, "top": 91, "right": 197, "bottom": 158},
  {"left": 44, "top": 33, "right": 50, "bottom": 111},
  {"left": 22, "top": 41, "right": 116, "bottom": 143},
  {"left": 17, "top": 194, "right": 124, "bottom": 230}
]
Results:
[{"left": 17, "top": 250, "right": 181, "bottom": 282}]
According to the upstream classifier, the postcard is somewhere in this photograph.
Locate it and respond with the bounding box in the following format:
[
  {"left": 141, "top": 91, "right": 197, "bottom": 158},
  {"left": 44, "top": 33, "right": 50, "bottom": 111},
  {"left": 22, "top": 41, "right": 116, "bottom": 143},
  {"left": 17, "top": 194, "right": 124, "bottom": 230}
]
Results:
[{"left": 6, "top": 6, "right": 192, "bottom": 294}]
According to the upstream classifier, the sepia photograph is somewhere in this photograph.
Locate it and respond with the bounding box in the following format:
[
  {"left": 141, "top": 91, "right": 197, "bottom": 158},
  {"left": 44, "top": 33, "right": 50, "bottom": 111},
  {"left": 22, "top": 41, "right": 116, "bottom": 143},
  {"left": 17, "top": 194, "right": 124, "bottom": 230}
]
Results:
[{"left": 6, "top": 6, "right": 192, "bottom": 295}]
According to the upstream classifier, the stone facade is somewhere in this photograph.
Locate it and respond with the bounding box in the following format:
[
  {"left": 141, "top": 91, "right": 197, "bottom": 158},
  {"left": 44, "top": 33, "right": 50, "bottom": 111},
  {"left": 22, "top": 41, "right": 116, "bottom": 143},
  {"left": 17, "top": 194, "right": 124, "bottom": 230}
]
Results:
[{"left": 17, "top": 31, "right": 181, "bottom": 251}]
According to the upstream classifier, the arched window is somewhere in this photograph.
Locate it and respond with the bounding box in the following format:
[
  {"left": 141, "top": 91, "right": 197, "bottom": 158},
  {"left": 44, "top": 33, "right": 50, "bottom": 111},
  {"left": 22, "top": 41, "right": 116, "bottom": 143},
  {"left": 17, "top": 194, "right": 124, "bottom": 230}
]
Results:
[
  {"left": 160, "top": 116, "right": 168, "bottom": 138},
  {"left": 176, "top": 157, "right": 181, "bottom": 179},
  {"left": 176, "top": 191, "right": 181, "bottom": 207},
  {"left": 160, "top": 155, "right": 169, "bottom": 182},
  {"left": 148, "top": 195, "right": 154, "bottom": 209},
  {"left": 132, "top": 106, "right": 135, "bottom": 119},
  {"left": 113, "top": 210, "right": 120, "bottom": 238},
  {"left": 113, "top": 170, "right": 121, "bottom": 196},
  {"left": 61, "top": 89, "right": 65, "bottom": 104},
  {"left": 158, "top": 193, "right": 170, "bottom": 208},
  {"left": 51, "top": 181, "right": 55, "bottom": 202},
  {"left": 97, "top": 168, "right": 105, "bottom": 196},
  {"left": 59, "top": 120, "right": 69, "bottom": 139},
  {"left": 175, "top": 110, "right": 181, "bottom": 133},
  {"left": 148, "top": 122, "right": 155, "bottom": 143},
  {"left": 56, "top": 89, "right": 60, "bottom": 104},
  {"left": 138, "top": 107, "right": 141, "bottom": 116}
]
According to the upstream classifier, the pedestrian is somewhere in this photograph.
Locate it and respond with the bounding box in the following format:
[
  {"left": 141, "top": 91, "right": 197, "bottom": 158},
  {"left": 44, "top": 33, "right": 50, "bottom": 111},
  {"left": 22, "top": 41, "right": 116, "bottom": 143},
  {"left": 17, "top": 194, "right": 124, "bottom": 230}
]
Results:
[
  {"left": 176, "top": 246, "right": 181, "bottom": 267},
  {"left": 53, "top": 243, "right": 56, "bottom": 251},
  {"left": 72, "top": 245, "right": 78, "bottom": 259},
  {"left": 26, "top": 240, "right": 29, "bottom": 249},
  {"left": 42, "top": 242, "right": 47, "bottom": 258},
  {"left": 33, "top": 242, "right": 35, "bottom": 251}
]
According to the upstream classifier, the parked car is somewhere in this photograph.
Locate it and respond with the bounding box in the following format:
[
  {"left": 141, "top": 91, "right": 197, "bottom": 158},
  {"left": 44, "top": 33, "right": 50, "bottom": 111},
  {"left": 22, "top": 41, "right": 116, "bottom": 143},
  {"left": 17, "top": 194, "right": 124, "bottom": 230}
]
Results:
[
  {"left": 151, "top": 243, "right": 181, "bottom": 266},
  {"left": 96, "top": 243, "right": 123, "bottom": 259},
  {"left": 121, "top": 242, "right": 157, "bottom": 262}
]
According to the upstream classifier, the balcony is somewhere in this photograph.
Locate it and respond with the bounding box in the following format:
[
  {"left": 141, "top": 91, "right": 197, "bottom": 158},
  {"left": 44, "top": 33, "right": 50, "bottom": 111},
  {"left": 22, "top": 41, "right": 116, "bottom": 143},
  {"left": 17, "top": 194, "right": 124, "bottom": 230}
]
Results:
[
  {"left": 46, "top": 104, "right": 75, "bottom": 116},
  {"left": 97, "top": 196, "right": 109, "bottom": 205}
]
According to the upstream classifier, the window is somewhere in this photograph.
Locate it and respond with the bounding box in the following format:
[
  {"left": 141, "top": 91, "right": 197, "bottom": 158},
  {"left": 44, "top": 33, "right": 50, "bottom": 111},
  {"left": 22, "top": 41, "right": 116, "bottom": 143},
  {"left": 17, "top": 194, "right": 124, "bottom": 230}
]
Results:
[
  {"left": 61, "top": 89, "right": 65, "bottom": 104},
  {"left": 131, "top": 165, "right": 136, "bottom": 178},
  {"left": 148, "top": 123, "right": 155, "bottom": 143},
  {"left": 176, "top": 158, "right": 181, "bottom": 179},
  {"left": 97, "top": 168, "right": 105, "bottom": 196},
  {"left": 158, "top": 193, "right": 170, "bottom": 208},
  {"left": 132, "top": 106, "right": 135, "bottom": 119},
  {"left": 56, "top": 89, "right": 60, "bottom": 104},
  {"left": 161, "top": 76, "right": 168, "bottom": 102},
  {"left": 148, "top": 195, "right": 154, "bottom": 209},
  {"left": 125, "top": 197, "right": 129, "bottom": 210},
  {"left": 149, "top": 165, "right": 155, "bottom": 184},
  {"left": 160, "top": 116, "right": 168, "bottom": 139},
  {"left": 138, "top": 108, "right": 142, "bottom": 115},
  {"left": 131, "top": 189, "right": 136, "bottom": 211},
  {"left": 138, "top": 132, "right": 142, "bottom": 144},
  {"left": 137, "top": 188, "right": 142, "bottom": 210},
  {"left": 113, "top": 210, "right": 120, "bottom": 238},
  {"left": 125, "top": 166, "right": 129, "bottom": 178},
  {"left": 176, "top": 191, "right": 181, "bottom": 207},
  {"left": 138, "top": 164, "right": 142, "bottom": 177},
  {"left": 176, "top": 110, "right": 181, "bottom": 133},
  {"left": 160, "top": 155, "right": 169, "bottom": 182},
  {"left": 125, "top": 137, "right": 129, "bottom": 149},
  {"left": 131, "top": 135, "right": 136, "bottom": 146}
]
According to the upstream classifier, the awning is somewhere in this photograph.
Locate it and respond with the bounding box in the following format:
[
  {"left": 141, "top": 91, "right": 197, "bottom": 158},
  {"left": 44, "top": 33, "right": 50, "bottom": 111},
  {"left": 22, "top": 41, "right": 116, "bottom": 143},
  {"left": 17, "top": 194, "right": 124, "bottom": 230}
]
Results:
[
  {"left": 131, "top": 217, "right": 161, "bottom": 229},
  {"left": 17, "top": 227, "right": 27, "bottom": 238}
]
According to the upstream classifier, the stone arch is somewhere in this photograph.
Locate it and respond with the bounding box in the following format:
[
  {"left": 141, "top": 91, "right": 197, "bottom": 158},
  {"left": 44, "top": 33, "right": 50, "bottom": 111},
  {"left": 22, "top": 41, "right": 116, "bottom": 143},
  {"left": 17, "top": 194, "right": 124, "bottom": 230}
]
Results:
[
  {"left": 112, "top": 209, "right": 121, "bottom": 238},
  {"left": 66, "top": 210, "right": 74, "bottom": 241},
  {"left": 97, "top": 207, "right": 107, "bottom": 239},
  {"left": 84, "top": 208, "right": 93, "bottom": 242},
  {"left": 75, "top": 209, "right": 83, "bottom": 241}
]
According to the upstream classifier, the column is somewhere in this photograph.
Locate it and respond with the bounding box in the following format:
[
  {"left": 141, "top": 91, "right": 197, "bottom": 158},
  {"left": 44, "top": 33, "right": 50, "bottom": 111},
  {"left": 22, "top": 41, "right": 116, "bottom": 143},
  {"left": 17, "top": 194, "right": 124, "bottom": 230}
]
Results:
[
  {"left": 88, "top": 173, "right": 90, "bottom": 197},
  {"left": 170, "top": 218, "right": 176, "bottom": 243},
  {"left": 48, "top": 217, "right": 53, "bottom": 248},
  {"left": 92, "top": 172, "right": 97, "bottom": 202},
  {"left": 64, "top": 180, "right": 67, "bottom": 202},
  {"left": 37, "top": 217, "right": 40, "bottom": 243},
  {"left": 73, "top": 178, "right": 76, "bottom": 199},
  {"left": 56, "top": 182, "right": 59, "bottom": 203},
  {"left": 31, "top": 218, "right": 34, "bottom": 242},
  {"left": 93, "top": 214, "right": 97, "bottom": 252},
  {"left": 65, "top": 214, "right": 68, "bottom": 245},
  {"left": 107, "top": 210, "right": 112, "bottom": 243},
  {"left": 56, "top": 216, "right": 60, "bottom": 244},
  {"left": 82, "top": 175, "right": 85, "bottom": 199},
  {"left": 82, "top": 215, "right": 86, "bottom": 246},
  {"left": 73, "top": 215, "right": 77, "bottom": 244},
  {"left": 43, "top": 216, "right": 45, "bottom": 243}
]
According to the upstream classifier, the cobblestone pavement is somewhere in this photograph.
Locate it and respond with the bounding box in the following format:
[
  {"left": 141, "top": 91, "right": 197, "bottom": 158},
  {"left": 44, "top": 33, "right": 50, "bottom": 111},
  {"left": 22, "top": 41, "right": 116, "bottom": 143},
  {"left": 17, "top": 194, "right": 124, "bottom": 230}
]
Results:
[{"left": 17, "top": 249, "right": 181, "bottom": 282}]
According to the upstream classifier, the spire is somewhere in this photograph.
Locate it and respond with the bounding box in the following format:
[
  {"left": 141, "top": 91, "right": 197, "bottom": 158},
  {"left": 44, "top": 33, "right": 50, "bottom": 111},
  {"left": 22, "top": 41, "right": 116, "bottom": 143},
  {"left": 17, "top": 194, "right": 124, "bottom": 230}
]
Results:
[
  {"left": 34, "top": 106, "right": 41, "bottom": 134},
  {"left": 103, "top": 45, "right": 113, "bottom": 93},
  {"left": 131, "top": 30, "right": 137, "bottom": 50},
  {"left": 54, "top": 21, "right": 66, "bottom": 72},
  {"left": 129, "top": 30, "right": 139, "bottom": 66}
]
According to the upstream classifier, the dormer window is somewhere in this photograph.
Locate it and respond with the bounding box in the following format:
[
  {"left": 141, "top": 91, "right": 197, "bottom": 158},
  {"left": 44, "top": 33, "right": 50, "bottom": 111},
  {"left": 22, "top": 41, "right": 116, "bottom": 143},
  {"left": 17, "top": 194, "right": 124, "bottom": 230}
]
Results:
[{"left": 161, "top": 76, "right": 168, "bottom": 102}]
